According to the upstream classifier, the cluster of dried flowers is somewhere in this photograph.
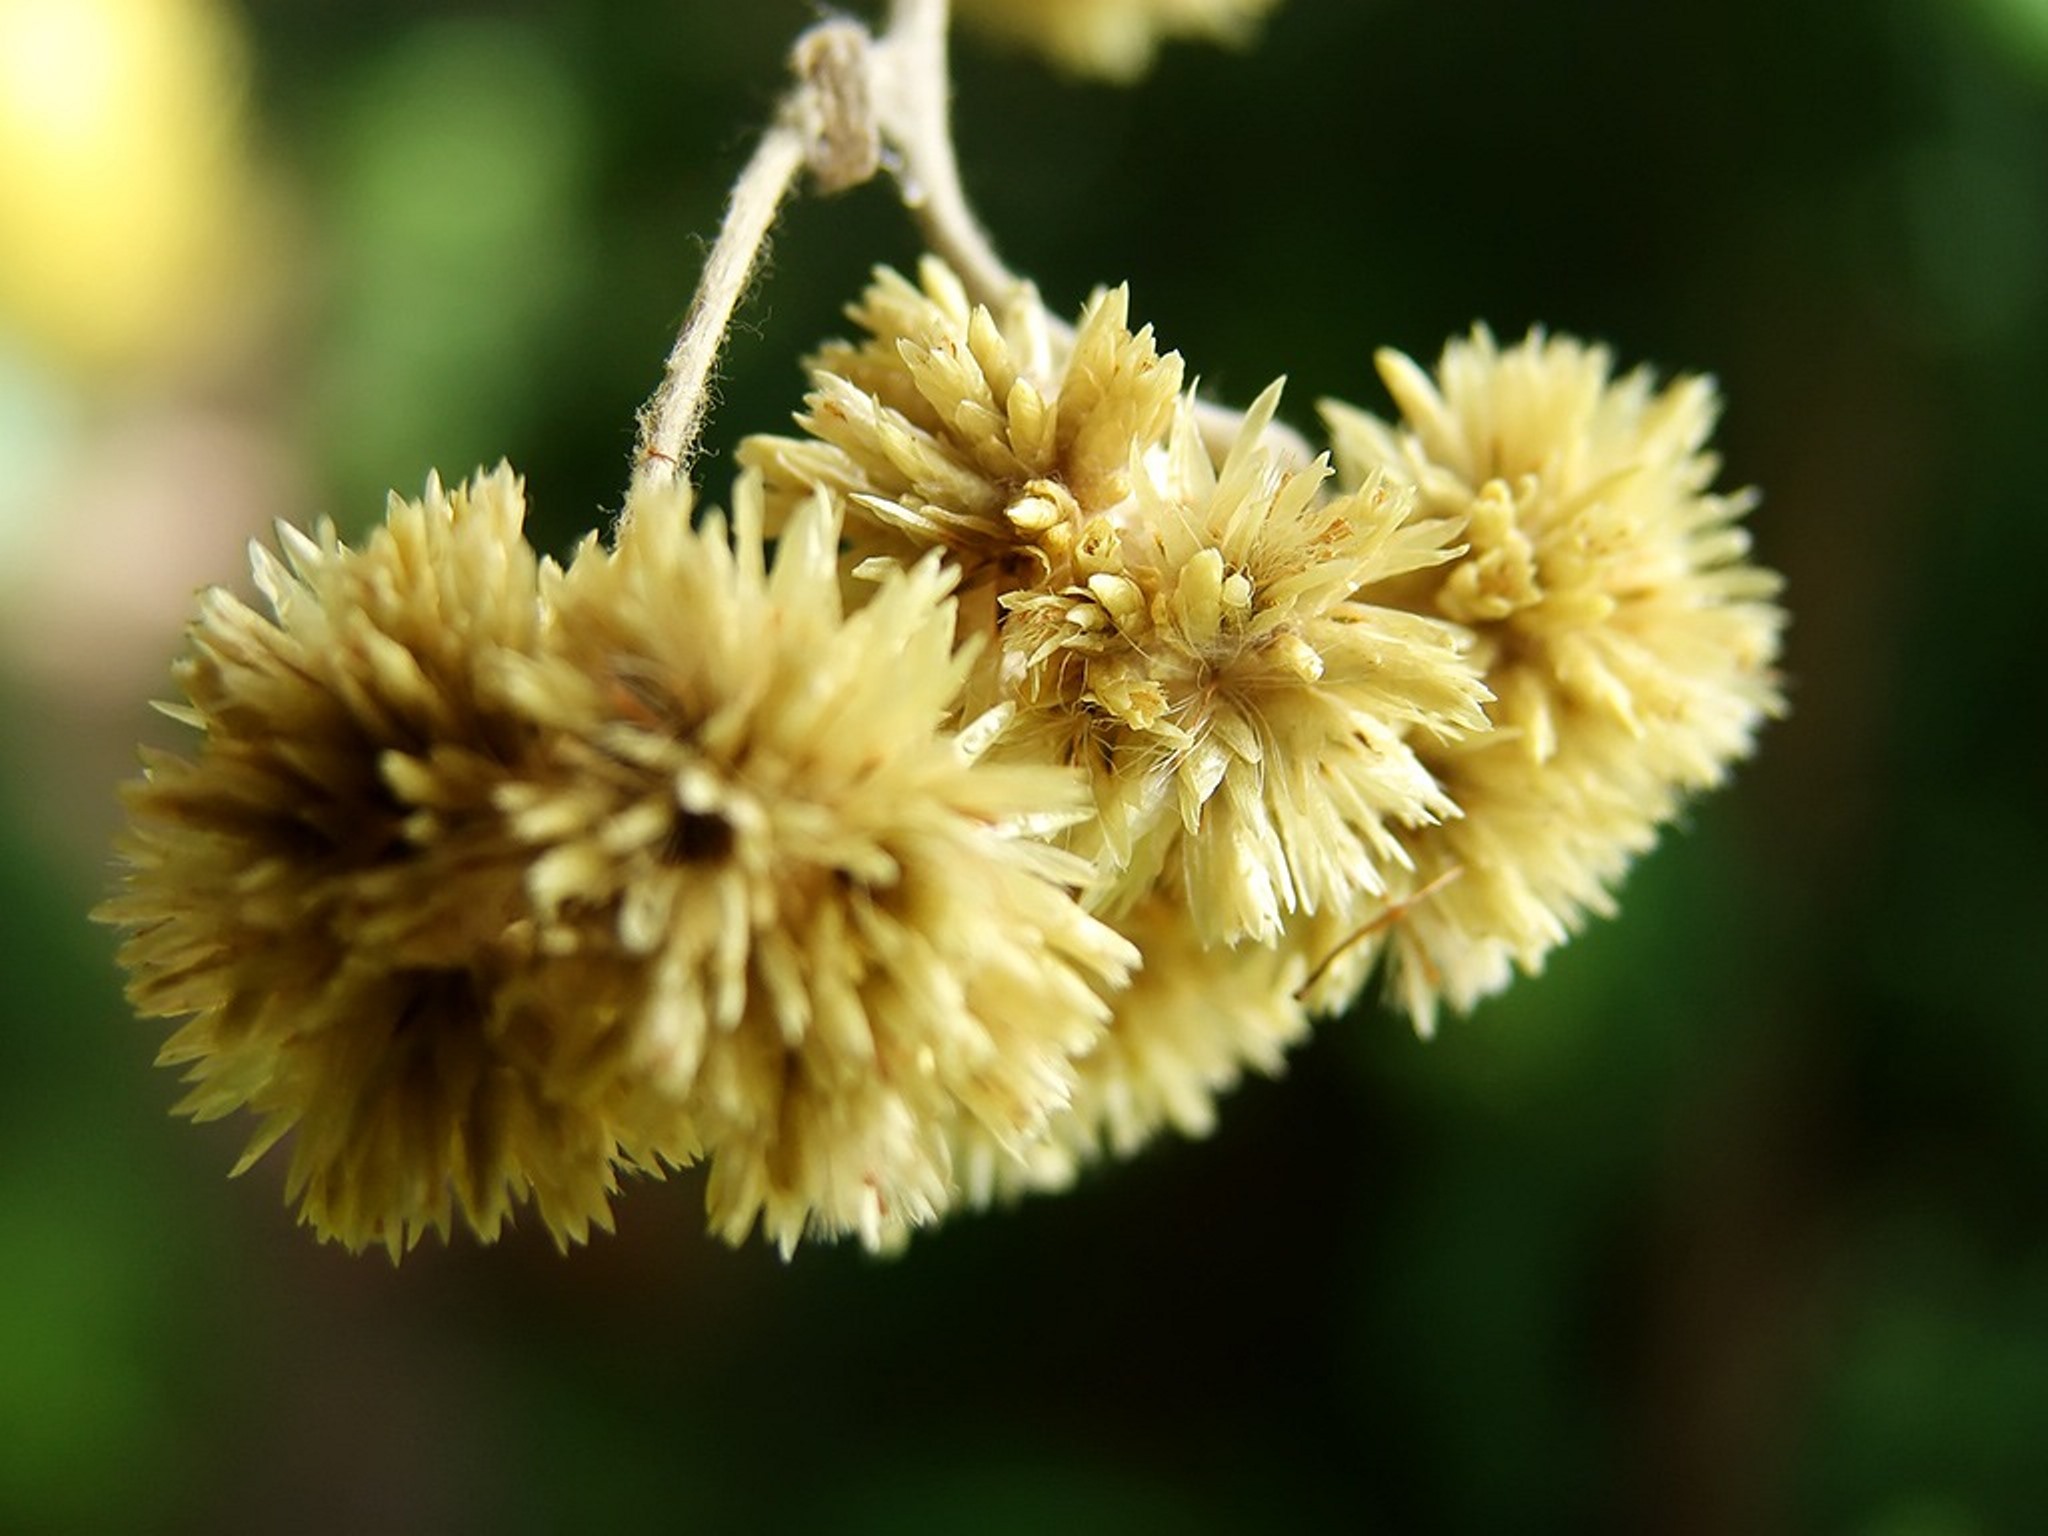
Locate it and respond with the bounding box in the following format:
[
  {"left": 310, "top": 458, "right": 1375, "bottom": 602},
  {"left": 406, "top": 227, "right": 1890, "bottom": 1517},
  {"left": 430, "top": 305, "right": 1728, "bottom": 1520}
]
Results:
[
  {"left": 99, "top": 0, "right": 1784, "bottom": 1261},
  {"left": 742, "top": 262, "right": 1785, "bottom": 1172}
]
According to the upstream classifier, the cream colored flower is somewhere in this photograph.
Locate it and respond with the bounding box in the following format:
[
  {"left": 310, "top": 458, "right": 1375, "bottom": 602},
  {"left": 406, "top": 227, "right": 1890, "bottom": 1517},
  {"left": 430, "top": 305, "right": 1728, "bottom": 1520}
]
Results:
[
  {"left": 1320, "top": 328, "right": 1787, "bottom": 1027},
  {"left": 495, "top": 477, "right": 1138, "bottom": 1255},
  {"left": 955, "top": 0, "right": 1284, "bottom": 81},
  {"left": 999, "top": 386, "right": 1492, "bottom": 946},
  {"left": 955, "top": 893, "right": 1311, "bottom": 1203},
  {"left": 100, "top": 467, "right": 658, "bottom": 1256},
  {"left": 739, "top": 258, "right": 1184, "bottom": 645}
]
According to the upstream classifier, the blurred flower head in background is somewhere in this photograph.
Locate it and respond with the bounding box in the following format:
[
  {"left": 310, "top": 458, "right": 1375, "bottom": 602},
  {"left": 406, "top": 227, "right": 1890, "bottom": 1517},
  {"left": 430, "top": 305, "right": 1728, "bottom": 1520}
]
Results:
[
  {"left": 0, "top": 0, "right": 292, "bottom": 820},
  {"left": 955, "top": 0, "right": 1283, "bottom": 80},
  {"left": 0, "top": 0, "right": 260, "bottom": 377}
]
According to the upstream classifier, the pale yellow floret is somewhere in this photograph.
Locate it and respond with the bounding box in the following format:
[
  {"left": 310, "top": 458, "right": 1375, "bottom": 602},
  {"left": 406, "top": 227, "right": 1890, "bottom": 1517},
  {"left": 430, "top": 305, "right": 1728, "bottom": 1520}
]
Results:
[
  {"left": 498, "top": 476, "right": 1138, "bottom": 1255},
  {"left": 100, "top": 467, "right": 662, "bottom": 1257},
  {"left": 739, "top": 258, "right": 1185, "bottom": 651},
  {"left": 1319, "top": 327, "right": 1787, "bottom": 1026},
  {"left": 998, "top": 385, "right": 1492, "bottom": 947}
]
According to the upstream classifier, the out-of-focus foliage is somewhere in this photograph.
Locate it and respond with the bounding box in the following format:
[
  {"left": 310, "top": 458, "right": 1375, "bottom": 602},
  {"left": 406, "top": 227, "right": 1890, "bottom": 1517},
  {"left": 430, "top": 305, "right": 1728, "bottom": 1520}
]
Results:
[{"left": 3, "top": 0, "right": 2046, "bottom": 1531}]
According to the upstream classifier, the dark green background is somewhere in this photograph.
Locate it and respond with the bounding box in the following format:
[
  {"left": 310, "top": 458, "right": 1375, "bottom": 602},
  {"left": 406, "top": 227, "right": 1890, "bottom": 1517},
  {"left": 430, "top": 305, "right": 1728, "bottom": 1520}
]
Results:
[{"left": 5, "top": 0, "right": 2045, "bottom": 1530}]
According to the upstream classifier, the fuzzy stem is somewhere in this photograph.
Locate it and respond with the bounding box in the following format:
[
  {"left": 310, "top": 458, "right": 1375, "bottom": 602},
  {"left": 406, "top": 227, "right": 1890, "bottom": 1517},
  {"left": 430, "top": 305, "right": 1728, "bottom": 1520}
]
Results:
[
  {"left": 629, "top": 0, "right": 1310, "bottom": 503},
  {"left": 632, "top": 121, "right": 808, "bottom": 494}
]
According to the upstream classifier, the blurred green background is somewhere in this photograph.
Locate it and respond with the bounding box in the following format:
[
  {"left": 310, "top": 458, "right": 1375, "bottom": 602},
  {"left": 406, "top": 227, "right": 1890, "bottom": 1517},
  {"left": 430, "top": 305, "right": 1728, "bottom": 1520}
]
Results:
[{"left": 3, "top": 0, "right": 2045, "bottom": 1531}]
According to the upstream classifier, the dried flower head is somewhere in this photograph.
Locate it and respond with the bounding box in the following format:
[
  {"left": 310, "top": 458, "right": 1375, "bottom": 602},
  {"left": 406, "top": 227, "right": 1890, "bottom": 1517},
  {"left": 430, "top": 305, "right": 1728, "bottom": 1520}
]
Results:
[
  {"left": 955, "top": 0, "right": 1284, "bottom": 81},
  {"left": 955, "top": 893, "right": 1311, "bottom": 1203},
  {"left": 495, "top": 477, "right": 1138, "bottom": 1255},
  {"left": 1320, "top": 328, "right": 1787, "bottom": 1027},
  {"left": 999, "top": 386, "right": 1492, "bottom": 946},
  {"left": 100, "top": 467, "right": 656, "bottom": 1256},
  {"left": 739, "top": 258, "right": 1184, "bottom": 639}
]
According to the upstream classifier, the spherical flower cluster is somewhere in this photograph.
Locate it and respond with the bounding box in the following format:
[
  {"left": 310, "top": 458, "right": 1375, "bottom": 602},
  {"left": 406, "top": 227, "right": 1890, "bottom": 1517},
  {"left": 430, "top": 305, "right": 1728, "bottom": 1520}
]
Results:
[
  {"left": 742, "top": 259, "right": 1185, "bottom": 668},
  {"left": 1320, "top": 328, "right": 1787, "bottom": 1028},
  {"left": 101, "top": 468, "right": 651, "bottom": 1256},
  {"left": 103, "top": 467, "right": 1135, "bottom": 1256},
  {"left": 996, "top": 386, "right": 1490, "bottom": 945},
  {"left": 100, "top": 2, "right": 1789, "bottom": 1263},
  {"left": 496, "top": 478, "right": 1137, "bottom": 1254},
  {"left": 108, "top": 284, "right": 1788, "bottom": 1251}
]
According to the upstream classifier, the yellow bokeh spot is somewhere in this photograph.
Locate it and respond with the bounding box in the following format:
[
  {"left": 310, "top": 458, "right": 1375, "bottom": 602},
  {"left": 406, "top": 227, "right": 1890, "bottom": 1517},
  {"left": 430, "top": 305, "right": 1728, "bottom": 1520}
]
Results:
[{"left": 0, "top": 0, "right": 256, "bottom": 375}]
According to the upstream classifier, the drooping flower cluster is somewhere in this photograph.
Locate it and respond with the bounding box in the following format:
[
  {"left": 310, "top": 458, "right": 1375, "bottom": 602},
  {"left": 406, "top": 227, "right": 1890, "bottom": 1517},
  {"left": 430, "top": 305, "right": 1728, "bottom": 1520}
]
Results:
[
  {"left": 105, "top": 286, "right": 1783, "bottom": 1258},
  {"left": 98, "top": 0, "right": 1787, "bottom": 1263}
]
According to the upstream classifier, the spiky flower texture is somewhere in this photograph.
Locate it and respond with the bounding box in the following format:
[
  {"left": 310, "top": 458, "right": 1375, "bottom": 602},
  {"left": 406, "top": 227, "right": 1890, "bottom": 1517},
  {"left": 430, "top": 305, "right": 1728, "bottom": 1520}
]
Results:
[
  {"left": 101, "top": 468, "right": 656, "bottom": 1256},
  {"left": 1321, "top": 329, "right": 1786, "bottom": 1028},
  {"left": 106, "top": 304, "right": 1784, "bottom": 1258},
  {"left": 996, "top": 387, "right": 1490, "bottom": 946},
  {"left": 745, "top": 260, "right": 1500, "bottom": 1193},
  {"left": 747, "top": 263, "right": 1493, "bottom": 945},
  {"left": 742, "top": 259, "right": 1186, "bottom": 651},
  {"left": 492, "top": 480, "right": 1136, "bottom": 1253},
  {"left": 104, "top": 466, "right": 1136, "bottom": 1257},
  {"left": 102, "top": 8, "right": 1789, "bottom": 1258}
]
